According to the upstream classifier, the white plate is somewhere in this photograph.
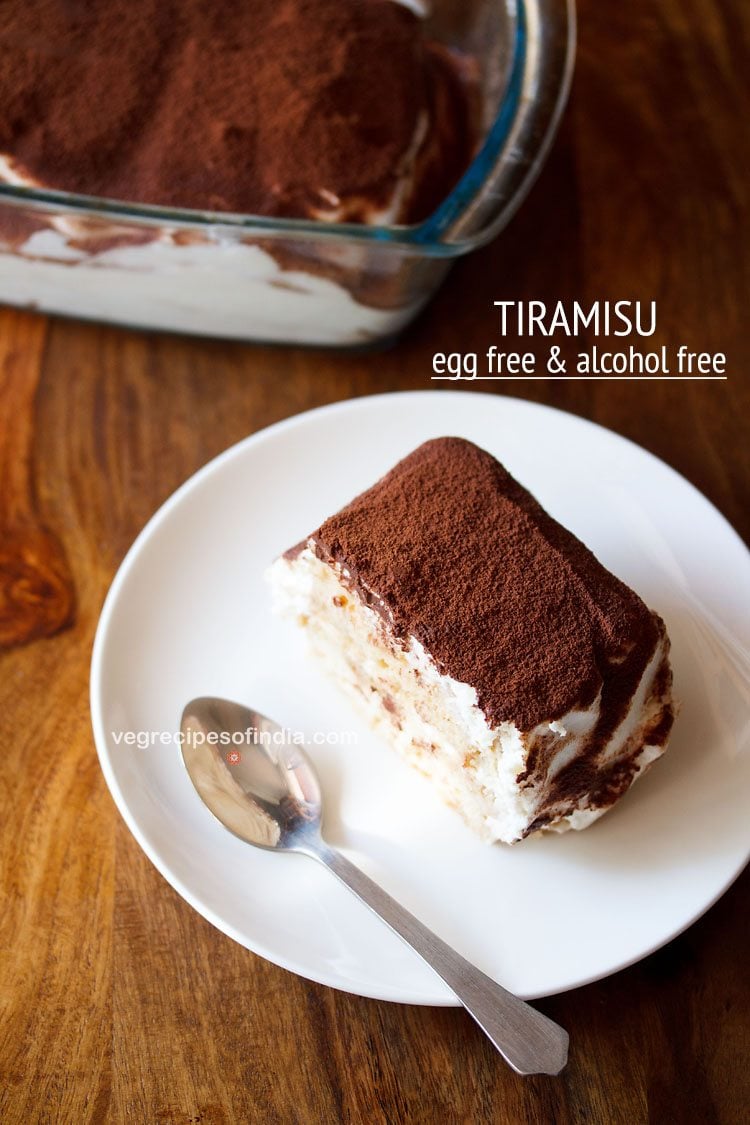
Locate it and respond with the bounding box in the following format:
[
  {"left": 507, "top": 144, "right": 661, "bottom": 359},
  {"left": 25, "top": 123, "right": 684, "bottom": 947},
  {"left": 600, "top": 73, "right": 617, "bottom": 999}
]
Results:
[{"left": 90, "top": 391, "right": 750, "bottom": 1004}]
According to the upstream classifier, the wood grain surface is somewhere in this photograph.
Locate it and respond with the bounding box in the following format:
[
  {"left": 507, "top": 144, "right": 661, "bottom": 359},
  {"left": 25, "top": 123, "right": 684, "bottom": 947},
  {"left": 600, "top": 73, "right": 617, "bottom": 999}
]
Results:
[{"left": 1, "top": 1, "right": 748, "bottom": 1122}]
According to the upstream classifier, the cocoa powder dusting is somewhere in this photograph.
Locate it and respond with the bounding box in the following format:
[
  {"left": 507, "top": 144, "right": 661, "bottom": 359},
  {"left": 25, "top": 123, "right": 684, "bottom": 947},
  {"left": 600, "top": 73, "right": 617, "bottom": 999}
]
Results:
[
  {"left": 0, "top": 0, "right": 473, "bottom": 222},
  {"left": 309, "top": 437, "right": 667, "bottom": 732}
]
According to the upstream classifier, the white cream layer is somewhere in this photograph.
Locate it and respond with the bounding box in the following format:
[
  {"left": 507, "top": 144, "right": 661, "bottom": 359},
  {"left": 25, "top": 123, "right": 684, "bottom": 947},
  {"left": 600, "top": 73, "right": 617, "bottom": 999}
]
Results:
[{"left": 0, "top": 157, "right": 421, "bottom": 344}]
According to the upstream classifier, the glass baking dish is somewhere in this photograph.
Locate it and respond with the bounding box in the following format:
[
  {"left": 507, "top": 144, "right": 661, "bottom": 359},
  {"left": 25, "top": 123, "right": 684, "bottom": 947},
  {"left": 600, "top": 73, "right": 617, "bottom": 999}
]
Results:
[{"left": 0, "top": 0, "right": 574, "bottom": 346}]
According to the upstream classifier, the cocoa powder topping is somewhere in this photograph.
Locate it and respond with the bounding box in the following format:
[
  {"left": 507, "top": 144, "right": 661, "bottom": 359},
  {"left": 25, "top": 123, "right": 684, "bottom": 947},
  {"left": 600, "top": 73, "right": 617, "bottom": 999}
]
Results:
[
  {"left": 308, "top": 437, "right": 665, "bottom": 731},
  {"left": 0, "top": 0, "right": 473, "bottom": 222}
]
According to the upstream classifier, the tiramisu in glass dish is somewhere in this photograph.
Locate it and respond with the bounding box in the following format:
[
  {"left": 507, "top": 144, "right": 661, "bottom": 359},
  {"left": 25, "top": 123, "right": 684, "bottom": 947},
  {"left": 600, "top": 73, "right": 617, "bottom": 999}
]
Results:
[
  {"left": 268, "top": 438, "right": 675, "bottom": 844},
  {"left": 0, "top": 0, "right": 574, "bottom": 344}
]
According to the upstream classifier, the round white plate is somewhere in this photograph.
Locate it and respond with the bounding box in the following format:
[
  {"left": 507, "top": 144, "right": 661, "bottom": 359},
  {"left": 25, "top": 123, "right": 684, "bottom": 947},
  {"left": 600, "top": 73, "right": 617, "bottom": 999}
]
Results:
[{"left": 90, "top": 391, "right": 750, "bottom": 1004}]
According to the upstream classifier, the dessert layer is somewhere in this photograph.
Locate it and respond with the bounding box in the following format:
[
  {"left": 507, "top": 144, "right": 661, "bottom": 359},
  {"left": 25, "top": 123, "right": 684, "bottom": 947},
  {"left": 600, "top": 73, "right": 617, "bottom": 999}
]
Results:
[
  {"left": 0, "top": 230, "right": 422, "bottom": 344},
  {"left": 0, "top": 0, "right": 474, "bottom": 223}
]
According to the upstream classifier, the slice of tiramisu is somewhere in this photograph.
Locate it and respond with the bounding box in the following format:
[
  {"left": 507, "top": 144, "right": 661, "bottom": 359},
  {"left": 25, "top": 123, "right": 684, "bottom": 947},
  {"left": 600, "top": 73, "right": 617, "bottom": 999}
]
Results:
[{"left": 268, "top": 438, "right": 675, "bottom": 844}]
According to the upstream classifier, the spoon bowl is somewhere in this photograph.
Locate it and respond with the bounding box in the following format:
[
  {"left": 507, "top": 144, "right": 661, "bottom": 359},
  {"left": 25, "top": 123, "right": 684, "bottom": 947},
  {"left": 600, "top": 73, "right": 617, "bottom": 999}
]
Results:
[{"left": 182, "top": 697, "right": 323, "bottom": 851}]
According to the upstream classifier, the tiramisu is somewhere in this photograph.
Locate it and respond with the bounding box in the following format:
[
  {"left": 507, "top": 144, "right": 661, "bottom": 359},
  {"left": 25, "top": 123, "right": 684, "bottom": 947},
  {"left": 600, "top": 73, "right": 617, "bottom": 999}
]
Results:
[
  {"left": 0, "top": 0, "right": 477, "bottom": 342},
  {"left": 268, "top": 438, "right": 675, "bottom": 844}
]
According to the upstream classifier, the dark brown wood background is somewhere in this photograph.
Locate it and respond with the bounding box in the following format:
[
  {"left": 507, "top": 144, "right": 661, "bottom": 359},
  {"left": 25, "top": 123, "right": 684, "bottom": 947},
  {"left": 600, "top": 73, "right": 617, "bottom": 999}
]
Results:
[{"left": 1, "top": 1, "right": 748, "bottom": 1121}]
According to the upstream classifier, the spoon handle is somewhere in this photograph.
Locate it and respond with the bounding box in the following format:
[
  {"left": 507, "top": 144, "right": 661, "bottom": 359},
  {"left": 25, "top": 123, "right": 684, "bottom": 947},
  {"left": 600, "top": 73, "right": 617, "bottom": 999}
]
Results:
[{"left": 311, "top": 843, "right": 568, "bottom": 1076}]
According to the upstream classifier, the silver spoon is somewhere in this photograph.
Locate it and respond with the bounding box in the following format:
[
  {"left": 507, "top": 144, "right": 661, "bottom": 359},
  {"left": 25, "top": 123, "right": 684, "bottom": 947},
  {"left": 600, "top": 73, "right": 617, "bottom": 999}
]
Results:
[{"left": 180, "top": 697, "right": 569, "bottom": 1076}]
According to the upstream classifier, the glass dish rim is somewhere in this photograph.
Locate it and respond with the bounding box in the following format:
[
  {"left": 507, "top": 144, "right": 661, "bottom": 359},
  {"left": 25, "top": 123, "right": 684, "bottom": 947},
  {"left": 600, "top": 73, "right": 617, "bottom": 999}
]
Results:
[{"left": 0, "top": 1, "right": 533, "bottom": 257}]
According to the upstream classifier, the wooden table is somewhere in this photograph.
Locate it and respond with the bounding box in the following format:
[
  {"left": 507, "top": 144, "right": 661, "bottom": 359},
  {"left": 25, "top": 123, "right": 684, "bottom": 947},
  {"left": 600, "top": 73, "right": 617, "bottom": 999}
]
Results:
[{"left": 1, "top": 1, "right": 748, "bottom": 1121}]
